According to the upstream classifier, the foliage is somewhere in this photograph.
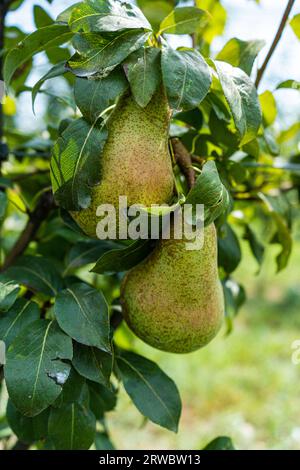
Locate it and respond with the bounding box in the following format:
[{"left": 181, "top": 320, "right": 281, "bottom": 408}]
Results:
[{"left": 0, "top": 0, "right": 299, "bottom": 451}]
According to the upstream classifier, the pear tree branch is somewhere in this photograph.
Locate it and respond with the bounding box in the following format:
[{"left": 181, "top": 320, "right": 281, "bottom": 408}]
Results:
[
  {"left": 255, "top": 0, "right": 296, "bottom": 88},
  {"left": 171, "top": 138, "right": 196, "bottom": 189}
]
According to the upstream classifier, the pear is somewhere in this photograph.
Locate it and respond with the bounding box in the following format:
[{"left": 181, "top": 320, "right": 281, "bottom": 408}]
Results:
[
  {"left": 71, "top": 88, "right": 174, "bottom": 238},
  {"left": 121, "top": 222, "right": 224, "bottom": 353}
]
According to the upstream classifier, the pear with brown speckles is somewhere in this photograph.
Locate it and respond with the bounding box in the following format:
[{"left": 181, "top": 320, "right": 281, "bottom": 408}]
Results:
[
  {"left": 121, "top": 223, "right": 224, "bottom": 353},
  {"left": 71, "top": 88, "right": 174, "bottom": 238}
]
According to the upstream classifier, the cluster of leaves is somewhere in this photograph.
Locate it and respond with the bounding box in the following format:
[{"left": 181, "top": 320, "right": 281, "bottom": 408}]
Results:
[{"left": 0, "top": 0, "right": 300, "bottom": 450}]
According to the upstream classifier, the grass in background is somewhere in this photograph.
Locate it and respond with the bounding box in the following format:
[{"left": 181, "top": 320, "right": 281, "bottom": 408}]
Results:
[{"left": 110, "top": 240, "right": 300, "bottom": 450}]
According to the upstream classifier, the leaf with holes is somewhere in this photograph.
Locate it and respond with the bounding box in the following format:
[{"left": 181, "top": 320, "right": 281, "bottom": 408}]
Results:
[{"left": 5, "top": 320, "right": 73, "bottom": 417}]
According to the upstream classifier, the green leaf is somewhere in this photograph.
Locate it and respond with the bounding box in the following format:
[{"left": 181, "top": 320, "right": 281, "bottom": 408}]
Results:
[
  {"left": 51, "top": 117, "right": 108, "bottom": 211},
  {"left": 276, "top": 79, "right": 300, "bottom": 91},
  {"left": 174, "top": 108, "right": 203, "bottom": 130},
  {"left": 57, "top": 3, "right": 81, "bottom": 23},
  {"left": 0, "top": 298, "right": 39, "bottom": 348},
  {"left": 32, "top": 62, "right": 67, "bottom": 113},
  {"left": 223, "top": 279, "right": 246, "bottom": 333},
  {"left": 159, "top": 6, "right": 209, "bottom": 35},
  {"left": 216, "top": 38, "right": 265, "bottom": 75},
  {"left": 95, "top": 431, "right": 115, "bottom": 450},
  {"left": 33, "top": 5, "right": 54, "bottom": 28},
  {"left": 0, "top": 279, "right": 20, "bottom": 312},
  {"left": 48, "top": 402, "right": 96, "bottom": 450},
  {"left": 117, "top": 350, "right": 181, "bottom": 432},
  {"left": 243, "top": 224, "right": 264, "bottom": 267},
  {"left": 0, "top": 191, "right": 8, "bottom": 220},
  {"left": 290, "top": 14, "right": 300, "bottom": 40},
  {"left": 259, "top": 194, "right": 292, "bottom": 272},
  {"left": 203, "top": 436, "right": 235, "bottom": 450},
  {"left": 89, "top": 382, "right": 117, "bottom": 419},
  {"left": 92, "top": 239, "right": 155, "bottom": 275},
  {"left": 218, "top": 223, "right": 241, "bottom": 273},
  {"left": 186, "top": 161, "right": 231, "bottom": 225},
  {"left": 72, "top": 342, "right": 113, "bottom": 387},
  {"left": 5, "top": 320, "right": 73, "bottom": 417},
  {"left": 259, "top": 90, "right": 277, "bottom": 127},
  {"left": 69, "top": 0, "right": 151, "bottom": 33},
  {"left": 74, "top": 68, "right": 128, "bottom": 122},
  {"left": 4, "top": 256, "right": 64, "bottom": 297},
  {"left": 161, "top": 46, "right": 211, "bottom": 110},
  {"left": 127, "top": 47, "right": 161, "bottom": 107},
  {"left": 4, "top": 24, "right": 73, "bottom": 86},
  {"left": 54, "top": 368, "right": 86, "bottom": 408},
  {"left": 68, "top": 30, "right": 149, "bottom": 77},
  {"left": 7, "top": 400, "right": 49, "bottom": 444},
  {"left": 64, "top": 240, "right": 122, "bottom": 275},
  {"left": 213, "top": 60, "right": 262, "bottom": 145},
  {"left": 54, "top": 282, "right": 111, "bottom": 352},
  {"left": 137, "top": 0, "right": 174, "bottom": 31}
]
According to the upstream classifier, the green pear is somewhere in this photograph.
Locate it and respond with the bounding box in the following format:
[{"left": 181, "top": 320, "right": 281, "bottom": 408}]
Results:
[
  {"left": 71, "top": 88, "right": 174, "bottom": 238},
  {"left": 121, "top": 222, "right": 224, "bottom": 353}
]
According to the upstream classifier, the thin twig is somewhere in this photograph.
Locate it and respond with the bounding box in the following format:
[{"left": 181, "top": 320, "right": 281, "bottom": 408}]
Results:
[
  {"left": 255, "top": 0, "right": 296, "bottom": 88},
  {"left": 171, "top": 138, "right": 196, "bottom": 190},
  {"left": 1, "top": 190, "right": 55, "bottom": 271}
]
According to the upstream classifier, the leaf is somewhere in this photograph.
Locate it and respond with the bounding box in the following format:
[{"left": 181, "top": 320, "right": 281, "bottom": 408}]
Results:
[
  {"left": 54, "top": 282, "right": 111, "bottom": 352},
  {"left": 137, "top": 0, "right": 173, "bottom": 31},
  {"left": 51, "top": 117, "right": 108, "bottom": 211},
  {"left": 69, "top": 0, "right": 151, "bottom": 33},
  {"left": 117, "top": 350, "right": 181, "bottom": 432},
  {"left": 95, "top": 431, "right": 115, "bottom": 450},
  {"left": 64, "top": 240, "right": 122, "bottom": 275},
  {"left": 4, "top": 24, "right": 73, "bottom": 86},
  {"left": 259, "top": 90, "right": 277, "bottom": 127},
  {"left": 6, "top": 400, "right": 49, "bottom": 444},
  {"left": 276, "top": 79, "right": 300, "bottom": 91},
  {"left": 290, "top": 14, "right": 300, "bottom": 40},
  {"left": 33, "top": 5, "right": 54, "bottom": 28},
  {"left": 0, "top": 279, "right": 20, "bottom": 312},
  {"left": 72, "top": 342, "right": 113, "bottom": 387},
  {"left": 0, "top": 191, "right": 8, "bottom": 220},
  {"left": 74, "top": 68, "right": 128, "bottom": 122},
  {"left": 54, "top": 368, "right": 86, "bottom": 408},
  {"left": 161, "top": 46, "right": 211, "bottom": 110},
  {"left": 174, "top": 108, "right": 203, "bottom": 130},
  {"left": 159, "top": 6, "right": 209, "bottom": 35},
  {"left": 89, "top": 382, "right": 117, "bottom": 419},
  {"left": 195, "top": 0, "right": 226, "bottom": 45},
  {"left": 57, "top": 3, "right": 82, "bottom": 23},
  {"left": 243, "top": 224, "right": 264, "bottom": 267},
  {"left": 213, "top": 60, "right": 262, "bottom": 145},
  {"left": 68, "top": 30, "right": 149, "bottom": 77},
  {"left": 32, "top": 62, "right": 67, "bottom": 113},
  {"left": 0, "top": 298, "right": 39, "bottom": 348},
  {"left": 223, "top": 279, "right": 246, "bottom": 334},
  {"left": 92, "top": 239, "right": 155, "bottom": 275},
  {"left": 203, "top": 436, "right": 235, "bottom": 450},
  {"left": 218, "top": 223, "right": 241, "bottom": 273},
  {"left": 186, "top": 161, "right": 231, "bottom": 225},
  {"left": 48, "top": 403, "right": 96, "bottom": 450},
  {"left": 127, "top": 47, "right": 161, "bottom": 107},
  {"left": 259, "top": 194, "right": 292, "bottom": 272},
  {"left": 216, "top": 38, "right": 265, "bottom": 76},
  {"left": 4, "top": 256, "right": 64, "bottom": 297},
  {"left": 5, "top": 320, "right": 73, "bottom": 417}
]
